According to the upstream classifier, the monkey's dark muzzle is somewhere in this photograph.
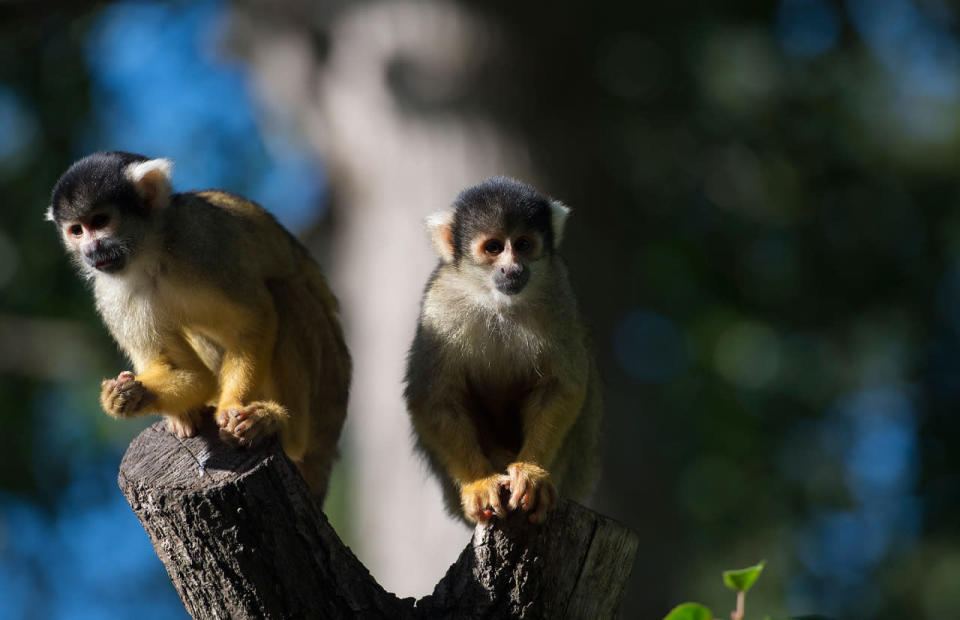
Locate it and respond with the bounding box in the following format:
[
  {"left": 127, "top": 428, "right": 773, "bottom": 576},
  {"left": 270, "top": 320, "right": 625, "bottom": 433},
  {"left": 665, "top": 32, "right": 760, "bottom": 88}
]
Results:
[
  {"left": 84, "top": 248, "right": 127, "bottom": 273},
  {"left": 494, "top": 265, "right": 529, "bottom": 295}
]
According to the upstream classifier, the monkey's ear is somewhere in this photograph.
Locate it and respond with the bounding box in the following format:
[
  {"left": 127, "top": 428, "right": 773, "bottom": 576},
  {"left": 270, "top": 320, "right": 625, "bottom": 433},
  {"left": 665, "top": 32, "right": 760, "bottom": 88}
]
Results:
[
  {"left": 550, "top": 200, "right": 571, "bottom": 248},
  {"left": 125, "top": 158, "right": 173, "bottom": 210},
  {"left": 426, "top": 210, "right": 455, "bottom": 263},
  {"left": 44, "top": 205, "right": 55, "bottom": 222}
]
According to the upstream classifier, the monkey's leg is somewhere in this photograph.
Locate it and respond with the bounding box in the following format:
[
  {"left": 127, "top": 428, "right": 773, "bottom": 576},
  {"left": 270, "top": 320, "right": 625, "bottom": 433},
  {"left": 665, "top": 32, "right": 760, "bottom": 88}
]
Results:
[
  {"left": 510, "top": 376, "right": 588, "bottom": 523},
  {"left": 411, "top": 400, "right": 507, "bottom": 524}
]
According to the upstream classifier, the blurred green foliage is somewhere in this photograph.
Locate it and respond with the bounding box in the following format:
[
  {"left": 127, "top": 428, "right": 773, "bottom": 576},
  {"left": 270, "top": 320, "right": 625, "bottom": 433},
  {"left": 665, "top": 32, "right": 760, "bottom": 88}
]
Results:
[{"left": 460, "top": 1, "right": 959, "bottom": 618}]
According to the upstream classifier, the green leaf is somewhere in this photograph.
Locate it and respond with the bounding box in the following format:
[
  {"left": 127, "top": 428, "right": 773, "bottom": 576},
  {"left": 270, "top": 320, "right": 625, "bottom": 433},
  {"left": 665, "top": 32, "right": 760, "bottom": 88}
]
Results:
[
  {"left": 722, "top": 560, "right": 765, "bottom": 592},
  {"left": 763, "top": 617, "right": 836, "bottom": 620},
  {"left": 663, "top": 602, "right": 714, "bottom": 620}
]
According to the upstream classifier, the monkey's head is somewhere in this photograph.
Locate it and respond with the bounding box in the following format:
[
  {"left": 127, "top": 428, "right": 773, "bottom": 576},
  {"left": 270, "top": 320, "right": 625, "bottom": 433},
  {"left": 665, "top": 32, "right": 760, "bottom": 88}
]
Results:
[
  {"left": 427, "top": 177, "right": 570, "bottom": 301},
  {"left": 47, "top": 151, "right": 173, "bottom": 277}
]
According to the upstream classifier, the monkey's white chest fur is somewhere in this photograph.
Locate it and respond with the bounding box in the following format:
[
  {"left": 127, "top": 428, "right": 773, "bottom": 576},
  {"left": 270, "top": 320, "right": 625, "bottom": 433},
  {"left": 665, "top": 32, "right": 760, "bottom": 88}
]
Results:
[
  {"left": 94, "top": 269, "right": 172, "bottom": 370},
  {"left": 427, "top": 300, "right": 548, "bottom": 375}
]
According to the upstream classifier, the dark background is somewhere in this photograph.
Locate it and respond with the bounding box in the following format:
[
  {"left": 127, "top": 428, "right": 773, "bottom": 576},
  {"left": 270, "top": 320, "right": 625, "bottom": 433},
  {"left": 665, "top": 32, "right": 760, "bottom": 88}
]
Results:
[{"left": 1, "top": 1, "right": 958, "bottom": 618}]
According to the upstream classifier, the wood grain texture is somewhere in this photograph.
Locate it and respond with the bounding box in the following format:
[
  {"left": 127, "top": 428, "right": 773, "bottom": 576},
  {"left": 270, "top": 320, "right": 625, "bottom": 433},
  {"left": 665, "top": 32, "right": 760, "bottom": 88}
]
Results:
[{"left": 119, "top": 422, "right": 638, "bottom": 619}]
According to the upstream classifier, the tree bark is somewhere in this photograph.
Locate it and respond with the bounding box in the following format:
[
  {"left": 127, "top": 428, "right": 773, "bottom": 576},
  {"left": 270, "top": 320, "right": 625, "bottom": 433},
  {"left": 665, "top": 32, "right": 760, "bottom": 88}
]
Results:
[{"left": 119, "top": 422, "right": 639, "bottom": 619}]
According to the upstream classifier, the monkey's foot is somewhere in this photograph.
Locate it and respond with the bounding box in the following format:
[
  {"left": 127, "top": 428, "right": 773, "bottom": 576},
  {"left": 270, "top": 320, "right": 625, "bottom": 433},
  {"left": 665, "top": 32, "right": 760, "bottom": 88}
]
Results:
[
  {"left": 461, "top": 474, "right": 510, "bottom": 524},
  {"left": 505, "top": 462, "right": 557, "bottom": 524},
  {"left": 218, "top": 400, "right": 287, "bottom": 448},
  {"left": 100, "top": 371, "right": 156, "bottom": 417},
  {"left": 164, "top": 407, "right": 212, "bottom": 439}
]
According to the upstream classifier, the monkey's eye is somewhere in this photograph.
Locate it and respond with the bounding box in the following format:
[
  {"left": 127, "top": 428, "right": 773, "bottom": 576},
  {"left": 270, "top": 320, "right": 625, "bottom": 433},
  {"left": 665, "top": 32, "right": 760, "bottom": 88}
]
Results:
[
  {"left": 483, "top": 239, "right": 504, "bottom": 255},
  {"left": 514, "top": 237, "right": 532, "bottom": 253},
  {"left": 90, "top": 213, "right": 110, "bottom": 229},
  {"left": 68, "top": 224, "right": 82, "bottom": 237}
]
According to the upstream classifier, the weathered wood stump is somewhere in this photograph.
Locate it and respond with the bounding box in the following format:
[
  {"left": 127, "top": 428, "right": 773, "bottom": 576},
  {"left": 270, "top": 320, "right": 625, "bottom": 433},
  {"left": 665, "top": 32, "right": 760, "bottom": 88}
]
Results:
[{"left": 119, "top": 422, "right": 639, "bottom": 619}]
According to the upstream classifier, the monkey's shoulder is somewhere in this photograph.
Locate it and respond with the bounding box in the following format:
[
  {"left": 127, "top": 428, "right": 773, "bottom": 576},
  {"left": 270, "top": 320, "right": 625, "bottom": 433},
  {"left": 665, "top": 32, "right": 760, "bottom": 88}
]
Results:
[
  {"left": 188, "top": 189, "right": 267, "bottom": 217},
  {"left": 175, "top": 190, "right": 295, "bottom": 242},
  {"left": 160, "top": 191, "right": 307, "bottom": 276}
]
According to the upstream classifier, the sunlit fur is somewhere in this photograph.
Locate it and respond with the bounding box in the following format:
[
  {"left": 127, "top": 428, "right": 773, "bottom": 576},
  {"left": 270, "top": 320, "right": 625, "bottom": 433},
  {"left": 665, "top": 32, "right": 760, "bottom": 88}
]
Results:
[
  {"left": 405, "top": 177, "right": 602, "bottom": 525},
  {"left": 48, "top": 152, "right": 351, "bottom": 500}
]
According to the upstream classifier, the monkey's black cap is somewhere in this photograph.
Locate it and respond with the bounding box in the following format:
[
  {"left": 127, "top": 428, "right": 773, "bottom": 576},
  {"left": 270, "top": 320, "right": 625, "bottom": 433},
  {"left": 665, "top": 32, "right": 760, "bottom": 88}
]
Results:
[
  {"left": 49, "top": 151, "right": 150, "bottom": 223},
  {"left": 451, "top": 176, "right": 556, "bottom": 259}
]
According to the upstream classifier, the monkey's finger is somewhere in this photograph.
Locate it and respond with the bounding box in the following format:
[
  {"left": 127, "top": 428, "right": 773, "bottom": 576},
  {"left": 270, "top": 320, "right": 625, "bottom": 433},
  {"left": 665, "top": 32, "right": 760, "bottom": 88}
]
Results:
[
  {"left": 529, "top": 484, "right": 557, "bottom": 524},
  {"left": 231, "top": 406, "right": 255, "bottom": 421},
  {"left": 487, "top": 487, "right": 506, "bottom": 518},
  {"left": 465, "top": 500, "right": 486, "bottom": 524},
  {"left": 113, "top": 379, "right": 143, "bottom": 393},
  {"left": 520, "top": 487, "right": 536, "bottom": 512},
  {"left": 508, "top": 476, "right": 529, "bottom": 511},
  {"left": 217, "top": 409, "right": 238, "bottom": 428},
  {"left": 127, "top": 388, "right": 149, "bottom": 412},
  {"left": 117, "top": 371, "right": 135, "bottom": 381}
]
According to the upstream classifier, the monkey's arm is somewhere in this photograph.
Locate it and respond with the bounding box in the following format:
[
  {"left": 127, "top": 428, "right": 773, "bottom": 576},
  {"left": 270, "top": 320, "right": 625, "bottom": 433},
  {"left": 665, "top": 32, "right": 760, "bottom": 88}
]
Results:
[
  {"left": 101, "top": 335, "right": 217, "bottom": 418},
  {"left": 410, "top": 391, "right": 508, "bottom": 523},
  {"left": 517, "top": 375, "right": 588, "bottom": 466},
  {"left": 508, "top": 361, "right": 589, "bottom": 523}
]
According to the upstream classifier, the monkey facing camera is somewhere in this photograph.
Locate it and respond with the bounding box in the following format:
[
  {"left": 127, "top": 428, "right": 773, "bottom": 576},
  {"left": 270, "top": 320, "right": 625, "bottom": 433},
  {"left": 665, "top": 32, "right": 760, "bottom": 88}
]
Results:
[
  {"left": 404, "top": 177, "right": 602, "bottom": 525},
  {"left": 47, "top": 151, "right": 351, "bottom": 499}
]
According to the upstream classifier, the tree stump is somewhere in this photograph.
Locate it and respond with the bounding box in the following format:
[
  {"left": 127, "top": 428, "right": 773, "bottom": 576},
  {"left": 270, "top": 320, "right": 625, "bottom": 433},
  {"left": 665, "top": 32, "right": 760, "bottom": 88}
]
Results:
[{"left": 119, "top": 422, "right": 639, "bottom": 619}]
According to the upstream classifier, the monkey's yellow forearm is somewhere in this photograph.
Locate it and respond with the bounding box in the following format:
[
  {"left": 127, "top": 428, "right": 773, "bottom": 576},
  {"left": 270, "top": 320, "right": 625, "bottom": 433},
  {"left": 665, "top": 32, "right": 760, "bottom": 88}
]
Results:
[
  {"left": 411, "top": 405, "right": 497, "bottom": 486},
  {"left": 135, "top": 354, "right": 217, "bottom": 415},
  {"left": 516, "top": 377, "right": 587, "bottom": 469}
]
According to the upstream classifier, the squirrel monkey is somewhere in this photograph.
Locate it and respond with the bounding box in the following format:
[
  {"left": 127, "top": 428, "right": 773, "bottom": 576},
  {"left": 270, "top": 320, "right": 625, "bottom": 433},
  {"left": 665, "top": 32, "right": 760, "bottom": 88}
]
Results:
[
  {"left": 47, "top": 151, "right": 351, "bottom": 499},
  {"left": 404, "top": 177, "right": 602, "bottom": 525}
]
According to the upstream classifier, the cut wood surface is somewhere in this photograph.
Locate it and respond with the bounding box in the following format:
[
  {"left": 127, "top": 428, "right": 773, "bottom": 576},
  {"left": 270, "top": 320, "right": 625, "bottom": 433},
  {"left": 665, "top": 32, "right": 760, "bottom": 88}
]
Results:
[{"left": 119, "top": 422, "right": 639, "bottom": 619}]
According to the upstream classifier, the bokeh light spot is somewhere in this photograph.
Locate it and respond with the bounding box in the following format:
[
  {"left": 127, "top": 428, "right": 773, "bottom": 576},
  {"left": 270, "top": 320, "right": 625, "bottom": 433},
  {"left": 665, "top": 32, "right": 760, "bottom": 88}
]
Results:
[
  {"left": 713, "top": 321, "right": 781, "bottom": 390},
  {"left": 776, "top": 0, "right": 841, "bottom": 59},
  {"left": 613, "top": 310, "right": 689, "bottom": 382}
]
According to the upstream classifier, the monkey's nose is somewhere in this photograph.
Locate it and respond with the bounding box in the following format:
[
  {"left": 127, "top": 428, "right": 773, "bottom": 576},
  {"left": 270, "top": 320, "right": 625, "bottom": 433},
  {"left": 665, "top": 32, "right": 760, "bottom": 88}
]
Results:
[
  {"left": 494, "top": 263, "right": 529, "bottom": 295},
  {"left": 500, "top": 264, "right": 523, "bottom": 278}
]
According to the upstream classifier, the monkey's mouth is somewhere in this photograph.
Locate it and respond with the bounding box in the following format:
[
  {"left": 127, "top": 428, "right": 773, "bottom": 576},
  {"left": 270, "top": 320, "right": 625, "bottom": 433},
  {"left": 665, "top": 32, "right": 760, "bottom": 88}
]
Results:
[
  {"left": 95, "top": 257, "right": 124, "bottom": 272},
  {"left": 494, "top": 270, "right": 530, "bottom": 296},
  {"left": 85, "top": 248, "right": 127, "bottom": 273}
]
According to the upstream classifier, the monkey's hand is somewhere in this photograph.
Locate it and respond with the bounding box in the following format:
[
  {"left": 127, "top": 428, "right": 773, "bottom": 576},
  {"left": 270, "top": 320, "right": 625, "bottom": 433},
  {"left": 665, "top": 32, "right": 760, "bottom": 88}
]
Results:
[
  {"left": 217, "top": 400, "right": 287, "bottom": 448},
  {"left": 100, "top": 371, "right": 156, "bottom": 417},
  {"left": 506, "top": 462, "right": 557, "bottom": 524},
  {"left": 460, "top": 474, "right": 510, "bottom": 524}
]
